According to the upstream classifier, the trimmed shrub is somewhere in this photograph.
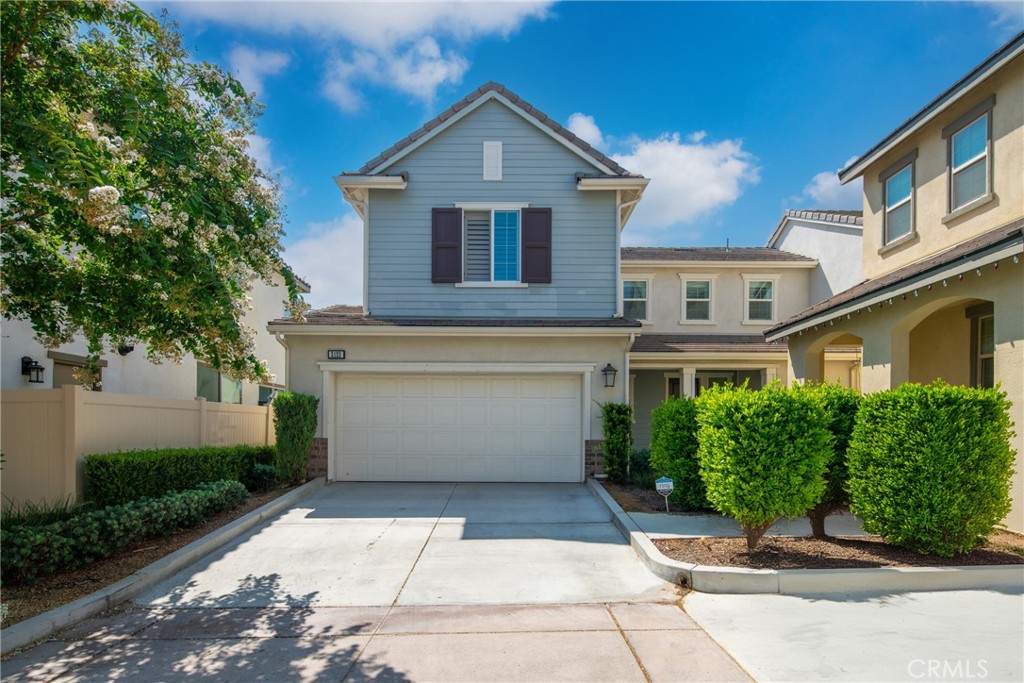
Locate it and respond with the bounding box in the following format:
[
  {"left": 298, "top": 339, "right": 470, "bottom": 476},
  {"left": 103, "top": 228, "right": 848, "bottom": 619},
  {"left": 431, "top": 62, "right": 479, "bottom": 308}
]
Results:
[
  {"left": 649, "top": 397, "right": 707, "bottom": 511},
  {"left": 84, "top": 445, "right": 275, "bottom": 507},
  {"left": 628, "top": 449, "right": 656, "bottom": 489},
  {"left": 247, "top": 463, "right": 279, "bottom": 492},
  {"left": 273, "top": 392, "right": 319, "bottom": 485},
  {"left": 601, "top": 402, "right": 633, "bottom": 483},
  {"left": 1, "top": 480, "right": 248, "bottom": 584},
  {"left": 696, "top": 384, "right": 832, "bottom": 550},
  {"left": 796, "top": 382, "right": 862, "bottom": 537},
  {"left": 847, "top": 382, "right": 1015, "bottom": 557}
]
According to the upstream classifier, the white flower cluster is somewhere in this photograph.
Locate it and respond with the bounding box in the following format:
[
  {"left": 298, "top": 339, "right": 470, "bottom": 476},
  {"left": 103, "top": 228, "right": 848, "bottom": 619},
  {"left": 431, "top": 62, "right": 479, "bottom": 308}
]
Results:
[{"left": 82, "top": 185, "right": 130, "bottom": 234}]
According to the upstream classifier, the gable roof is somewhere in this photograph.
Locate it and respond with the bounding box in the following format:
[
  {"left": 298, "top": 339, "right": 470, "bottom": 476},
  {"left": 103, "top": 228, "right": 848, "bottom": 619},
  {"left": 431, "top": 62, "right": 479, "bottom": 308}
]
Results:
[
  {"left": 839, "top": 31, "right": 1024, "bottom": 182},
  {"left": 765, "top": 209, "right": 863, "bottom": 248},
  {"left": 347, "top": 82, "right": 639, "bottom": 178},
  {"left": 621, "top": 246, "right": 815, "bottom": 264}
]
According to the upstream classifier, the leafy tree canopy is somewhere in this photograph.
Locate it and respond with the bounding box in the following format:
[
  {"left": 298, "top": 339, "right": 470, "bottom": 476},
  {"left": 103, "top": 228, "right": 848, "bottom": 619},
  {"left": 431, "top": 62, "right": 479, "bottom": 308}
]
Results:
[{"left": 1, "top": 0, "right": 308, "bottom": 384}]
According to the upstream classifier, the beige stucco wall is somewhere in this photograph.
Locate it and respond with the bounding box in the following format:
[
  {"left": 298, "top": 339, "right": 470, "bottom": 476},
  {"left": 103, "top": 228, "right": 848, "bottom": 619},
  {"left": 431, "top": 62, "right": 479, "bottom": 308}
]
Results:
[
  {"left": 787, "top": 262, "right": 1024, "bottom": 532},
  {"left": 282, "top": 332, "right": 633, "bottom": 440},
  {"left": 861, "top": 54, "right": 1024, "bottom": 280},
  {"left": 622, "top": 265, "right": 813, "bottom": 335}
]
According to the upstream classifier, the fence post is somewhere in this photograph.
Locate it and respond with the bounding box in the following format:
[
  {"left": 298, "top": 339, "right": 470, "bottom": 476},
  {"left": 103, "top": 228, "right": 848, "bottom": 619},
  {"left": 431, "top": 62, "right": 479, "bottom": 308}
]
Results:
[
  {"left": 62, "top": 384, "right": 83, "bottom": 500},
  {"left": 195, "top": 396, "right": 207, "bottom": 447},
  {"left": 265, "top": 402, "right": 273, "bottom": 446}
]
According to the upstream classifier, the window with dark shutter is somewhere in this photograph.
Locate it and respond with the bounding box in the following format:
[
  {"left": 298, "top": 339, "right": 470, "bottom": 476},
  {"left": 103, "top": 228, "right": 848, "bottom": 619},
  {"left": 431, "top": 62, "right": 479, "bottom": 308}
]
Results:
[
  {"left": 464, "top": 210, "right": 491, "bottom": 281},
  {"left": 432, "top": 207, "right": 462, "bottom": 283},
  {"left": 520, "top": 207, "right": 552, "bottom": 284}
]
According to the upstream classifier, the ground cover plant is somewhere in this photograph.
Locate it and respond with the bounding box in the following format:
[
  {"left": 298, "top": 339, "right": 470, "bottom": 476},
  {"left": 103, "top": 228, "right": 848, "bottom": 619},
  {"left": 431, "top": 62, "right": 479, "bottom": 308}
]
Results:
[
  {"left": 84, "top": 445, "right": 275, "bottom": 506},
  {"left": 649, "top": 397, "right": 707, "bottom": 510},
  {"left": 847, "top": 381, "right": 1015, "bottom": 557},
  {"left": 696, "top": 384, "right": 832, "bottom": 550}
]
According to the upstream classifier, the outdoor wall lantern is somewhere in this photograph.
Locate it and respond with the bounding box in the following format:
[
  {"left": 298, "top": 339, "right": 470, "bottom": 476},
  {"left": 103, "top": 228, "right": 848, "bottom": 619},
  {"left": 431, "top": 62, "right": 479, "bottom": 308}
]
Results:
[
  {"left": 602, "top": 363, "right": 618, "bottom": 388},
  {"left": 117, "top": 345, "right": 135, "bottom": 356},
  {"left": 21, "top": 356, "right": 45, "bottom": 384}
]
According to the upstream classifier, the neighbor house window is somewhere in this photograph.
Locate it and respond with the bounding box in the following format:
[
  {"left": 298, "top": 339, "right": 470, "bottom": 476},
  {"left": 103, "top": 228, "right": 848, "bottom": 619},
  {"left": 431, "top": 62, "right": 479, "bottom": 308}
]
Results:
[
  {"left": 975, "top": 314, "right": 994, "bottom": 389},
  {"left": 623, "top": 279, "right": 649, "bottom": 321},
  {"left": 464, "top": 209, "right": 520, "bottom": 282},
  {"left": 681, "top": 275, "right": 715, "bottom": 322},
  {"left": 197, "top": 364, "right": 242, "bottom": 404},
  {"left": 743, "top": 275, "right": 777, "bottom": 323},
  {"left": 942, "top": 96, "right": 994, "bottom": 215}
]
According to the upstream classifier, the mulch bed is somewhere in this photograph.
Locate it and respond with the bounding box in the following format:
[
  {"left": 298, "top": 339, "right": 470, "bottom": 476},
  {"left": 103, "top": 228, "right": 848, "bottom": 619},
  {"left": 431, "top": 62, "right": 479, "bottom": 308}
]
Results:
[
  {"left": 601, "top": 480, "right": 1024, "bottom": 569},
  {"left": 0, "top": 484, "right": 299, "bottom": 629}
]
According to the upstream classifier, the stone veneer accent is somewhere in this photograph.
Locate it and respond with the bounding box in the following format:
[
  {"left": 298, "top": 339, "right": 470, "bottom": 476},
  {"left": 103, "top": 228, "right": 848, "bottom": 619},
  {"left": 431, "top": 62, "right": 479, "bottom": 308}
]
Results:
[
  {"left": 307, "top": 437, "right": 328, "bottom": 478},
  {"left": 585, "top": 439, "right": 605, "bottom": 478}
]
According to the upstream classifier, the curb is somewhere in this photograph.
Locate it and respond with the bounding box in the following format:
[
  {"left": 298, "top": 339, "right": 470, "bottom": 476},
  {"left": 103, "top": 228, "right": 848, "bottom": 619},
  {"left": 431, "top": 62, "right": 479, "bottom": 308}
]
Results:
[
  {"left": 586, "top": 478, "right": 1024, "bottom": 596},
  {"left": 1, "top": 477, "right": 327, "bottom": 656}
]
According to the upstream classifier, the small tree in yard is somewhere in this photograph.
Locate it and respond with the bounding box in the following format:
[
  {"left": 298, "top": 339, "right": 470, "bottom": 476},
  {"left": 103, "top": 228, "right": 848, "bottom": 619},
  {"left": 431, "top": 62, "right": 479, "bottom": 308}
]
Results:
[
  {"left": 796, "top": 383, "right": 862, "bottom": 538},
  {"left": 601, "top": 402, "right": 632, "bottom": 483},
  {"left": 696, "top": 384, "right": 832, "bottom": 551},
  {"left": 273, "top": 392, "right": 319, "bottom": 485},
  {"left": 847, "top": 382, "right": 1015, "bottom": 557},
  {"left": 649, "top": 397, "right": 707, "bottom": 510}
]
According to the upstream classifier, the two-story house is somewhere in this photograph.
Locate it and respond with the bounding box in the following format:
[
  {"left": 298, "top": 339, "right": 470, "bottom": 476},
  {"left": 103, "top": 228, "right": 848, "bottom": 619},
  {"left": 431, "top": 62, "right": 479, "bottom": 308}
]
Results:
[
  {"left": 621, "top": 230, "right": 863, "bottom": 448},
  {"left": 767, "top": 32, "right": 1024, "bottom": 532},
  {"left": 269, "top": 83, "right": 648, "bottom": 483}
]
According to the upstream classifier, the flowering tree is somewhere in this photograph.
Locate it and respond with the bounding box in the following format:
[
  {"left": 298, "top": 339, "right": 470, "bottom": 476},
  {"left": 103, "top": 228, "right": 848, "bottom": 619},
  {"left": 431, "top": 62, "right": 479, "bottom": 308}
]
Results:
[{"left": 1, "top": 0, "right": 308, "bottom": 385}]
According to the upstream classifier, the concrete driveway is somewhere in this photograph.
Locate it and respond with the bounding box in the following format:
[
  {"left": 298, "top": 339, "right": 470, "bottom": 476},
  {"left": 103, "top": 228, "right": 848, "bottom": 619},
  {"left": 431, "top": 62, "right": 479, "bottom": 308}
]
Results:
[
  {"left": 140, "top": 482, "right": 679, "bottom": 607},
  {"left": 4, "top": 483, "right": 757, "bottom": 682}
]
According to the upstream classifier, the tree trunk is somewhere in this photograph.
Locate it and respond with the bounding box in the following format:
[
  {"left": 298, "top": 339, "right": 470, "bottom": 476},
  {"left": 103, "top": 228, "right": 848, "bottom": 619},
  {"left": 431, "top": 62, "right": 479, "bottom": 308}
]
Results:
[{"left": 743, "top": 520, "right": 775, "bottom": 551}]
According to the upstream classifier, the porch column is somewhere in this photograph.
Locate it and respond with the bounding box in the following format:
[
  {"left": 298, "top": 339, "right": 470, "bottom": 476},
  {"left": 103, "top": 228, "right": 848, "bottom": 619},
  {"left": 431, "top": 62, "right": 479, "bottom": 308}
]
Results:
[
  {"left": 681, "top": 366, "right": 696, "bottom": 398},
  {"left": 762, "top": 366, "right": 778, "bottom": 387}
]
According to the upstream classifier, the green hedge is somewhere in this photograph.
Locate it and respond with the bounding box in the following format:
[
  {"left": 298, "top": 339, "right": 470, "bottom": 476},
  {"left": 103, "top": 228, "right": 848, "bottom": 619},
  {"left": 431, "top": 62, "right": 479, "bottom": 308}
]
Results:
[
  {"left": 847, "top": 382, "right": 1015, "bottom": 556},
  {"left": 601, "top": 402, "right": 633, "bottom": 483},
  {"left": 273, "top": 392, "right": 319, "bottom": 485},
  {"left": 1, "top": 480, "right": 249, "bottom": 584},
  {"left": 696, "top": 384, "right": 832, "bottom": 550},
  {"left": 649, "top": 397, "right": 707, "bottom": 511},
  {"left": 796, "top": 383, "right": 862, "bottom": 537},
  {"left": 84, "top": 445, "right": 274, "bottom": 507}
]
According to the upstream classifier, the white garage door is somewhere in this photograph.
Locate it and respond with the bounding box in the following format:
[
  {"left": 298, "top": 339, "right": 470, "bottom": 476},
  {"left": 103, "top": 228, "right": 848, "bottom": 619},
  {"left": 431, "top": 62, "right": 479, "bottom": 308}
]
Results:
[{"left": 335, "top": 374, "right": 583, "bottom": 482}]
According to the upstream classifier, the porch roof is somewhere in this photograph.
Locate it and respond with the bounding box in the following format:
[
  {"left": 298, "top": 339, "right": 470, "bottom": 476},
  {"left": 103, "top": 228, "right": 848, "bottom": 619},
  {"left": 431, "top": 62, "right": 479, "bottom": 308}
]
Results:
[
  {"left": 630, "top": 334, "right": 787, "bottom": 354},
  {"left": 765, "top": 217, "right": 1024, "bottom": 341}
]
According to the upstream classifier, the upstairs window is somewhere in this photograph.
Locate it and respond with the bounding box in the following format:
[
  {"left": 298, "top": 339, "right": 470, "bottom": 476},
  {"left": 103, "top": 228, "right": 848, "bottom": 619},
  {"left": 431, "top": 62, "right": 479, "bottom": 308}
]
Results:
[
  {"left": 743, "top": 276, "right": 777, "bottom": 324},
  {"left": 682, "top": 276, "right": 714, "bottom": 322},
  {"left": 884, "top": 165, "right": 913, "bottom": 243},
  {"left": 623, "top": 280, "right": 648, "bottom": 321},
  {"left": 464, "top": 209, "right": 520, "bottom": 282},
  {"left": 950, "top": 114, "right": 989, "bottom": 210}
]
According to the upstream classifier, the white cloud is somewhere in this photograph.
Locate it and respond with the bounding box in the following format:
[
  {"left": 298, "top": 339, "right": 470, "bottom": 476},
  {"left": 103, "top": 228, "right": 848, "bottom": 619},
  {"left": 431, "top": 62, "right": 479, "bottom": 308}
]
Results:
[
  {"left": 225, "top": 46, "right": 290, "bottom": 97},
  {"left": 177, "top": 1, "right": 553, "bottom": 110},
  {"left": 974, "top": 1, "right": 1024, "bottom": 38},
  {"left": 323, "top": 38, "right": 469, "bottom": 113},
  {"left": 282, "top": 213, "right": 364, "bottom": 309},
  {"left": 794, "top": 157, "right": 863, "bottom": 210},
  {"left": 567, "top": 112, "right": 605, "bottom": 150}
]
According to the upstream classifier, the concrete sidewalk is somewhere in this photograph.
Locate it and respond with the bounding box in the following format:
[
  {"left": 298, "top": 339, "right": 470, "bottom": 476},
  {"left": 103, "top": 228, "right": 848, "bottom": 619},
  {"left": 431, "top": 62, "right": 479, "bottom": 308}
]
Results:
[{"left": 2, "top": 602, "right": 752, "bottom": 682}]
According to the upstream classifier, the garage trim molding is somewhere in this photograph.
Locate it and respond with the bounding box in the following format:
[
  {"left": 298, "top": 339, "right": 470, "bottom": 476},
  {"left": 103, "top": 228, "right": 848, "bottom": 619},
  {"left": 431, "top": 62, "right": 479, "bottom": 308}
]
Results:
[{"left": 318, "top": 362, "right": 597, "bottom": 482}]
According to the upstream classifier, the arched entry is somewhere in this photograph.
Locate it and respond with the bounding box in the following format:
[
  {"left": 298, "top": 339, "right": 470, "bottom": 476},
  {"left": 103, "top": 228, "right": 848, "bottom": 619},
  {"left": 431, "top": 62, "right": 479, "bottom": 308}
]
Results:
[
  {"left": 891, "top": 296, "right": 993, "bottom": 387},
  {"left": 800, "top": 331, "right": 864, "bottom": 389}
]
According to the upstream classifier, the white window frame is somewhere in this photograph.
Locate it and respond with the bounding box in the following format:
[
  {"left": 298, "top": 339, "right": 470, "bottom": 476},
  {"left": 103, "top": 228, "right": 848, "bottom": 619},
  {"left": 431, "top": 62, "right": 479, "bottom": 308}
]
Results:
[
  {"left": 454, "top": 202, "right": 529, "bottom": 288},
  {"left": 742, "top": 274, "right": 780, "bottom": 325},
  {"left": 679, "top": 273, "right": 717, "bottom": 325},
  {"left": 622, "top": 276, "right": 652, "bottom": 323},
  {"left": 949, "top": 112, "right": 990, "bottom": 212}
]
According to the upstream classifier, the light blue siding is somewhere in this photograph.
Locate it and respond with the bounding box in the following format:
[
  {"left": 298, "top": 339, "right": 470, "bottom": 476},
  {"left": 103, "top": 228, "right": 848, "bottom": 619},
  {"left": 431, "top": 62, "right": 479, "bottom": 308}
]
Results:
[{"left": 366, "top": 99, "right": 619, "bottom": 318}]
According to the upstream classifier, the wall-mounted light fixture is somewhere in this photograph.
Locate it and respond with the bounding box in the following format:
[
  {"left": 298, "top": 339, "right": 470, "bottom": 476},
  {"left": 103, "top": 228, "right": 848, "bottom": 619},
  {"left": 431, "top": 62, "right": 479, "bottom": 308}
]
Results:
[
  {"left": 602, "top": 363, "right": 618, "bottom": 388},
  {"left": 21, "top": 356, "right": 45, "bottom": 384},
  {"left": 117, "top": 345, "right": 135, "bottom": 356}
]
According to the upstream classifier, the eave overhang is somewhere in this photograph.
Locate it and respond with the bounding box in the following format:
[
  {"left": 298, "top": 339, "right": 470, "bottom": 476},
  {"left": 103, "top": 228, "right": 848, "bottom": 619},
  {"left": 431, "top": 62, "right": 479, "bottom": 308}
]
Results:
[{"left": 333, "top": 173, "right": 408, "bottom": 220}]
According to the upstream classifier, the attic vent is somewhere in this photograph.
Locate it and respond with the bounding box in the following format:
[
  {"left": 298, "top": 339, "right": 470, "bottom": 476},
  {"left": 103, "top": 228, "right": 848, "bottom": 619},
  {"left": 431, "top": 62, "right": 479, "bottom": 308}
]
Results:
[
  {"left": 464, "top": 211, "right": 491, "bottom": 281},
  {"left": 483, "top": 141, "right": 502, "bottom": 181}
]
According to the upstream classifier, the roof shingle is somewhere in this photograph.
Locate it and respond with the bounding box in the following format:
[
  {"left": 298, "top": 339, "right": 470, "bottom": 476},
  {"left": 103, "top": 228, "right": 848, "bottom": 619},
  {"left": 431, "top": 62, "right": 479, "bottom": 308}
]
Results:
[
  {"left": 630, "top": 335, "right": 787, "bottom": 354},
  {"left": 621, "top": 247, "right": 815, "bottom": 263}
]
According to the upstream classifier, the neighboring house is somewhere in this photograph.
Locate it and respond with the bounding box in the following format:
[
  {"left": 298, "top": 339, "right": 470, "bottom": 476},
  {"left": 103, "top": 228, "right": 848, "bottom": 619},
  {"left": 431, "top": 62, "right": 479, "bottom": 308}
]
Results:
[
  {"left": 1, "top": 269, "right": 307, "bottom": 406},
  {"left": 269, "top": 82, "right": 648, "bottom": 483},
  {"left": 621, "top": 244, "right": 860, "bottom": 448},
  {"left": 765, "top": 209, "right": 864, "bottom": 304},
  {"left": 766, "top": 33, "right": 1024, "bottom": 532}
]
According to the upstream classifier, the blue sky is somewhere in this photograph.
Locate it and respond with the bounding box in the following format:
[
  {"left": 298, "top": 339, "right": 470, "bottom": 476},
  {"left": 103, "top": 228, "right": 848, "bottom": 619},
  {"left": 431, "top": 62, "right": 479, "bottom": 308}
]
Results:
[{"left": 157, "top": 1, "right": 1023, "bottom": 307}]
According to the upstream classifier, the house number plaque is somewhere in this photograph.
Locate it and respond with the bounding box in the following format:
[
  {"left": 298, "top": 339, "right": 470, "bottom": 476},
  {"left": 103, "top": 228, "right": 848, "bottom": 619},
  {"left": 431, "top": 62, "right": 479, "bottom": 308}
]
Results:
[{"left": 327, "top": 350, "right": 346, "bottom": 360}]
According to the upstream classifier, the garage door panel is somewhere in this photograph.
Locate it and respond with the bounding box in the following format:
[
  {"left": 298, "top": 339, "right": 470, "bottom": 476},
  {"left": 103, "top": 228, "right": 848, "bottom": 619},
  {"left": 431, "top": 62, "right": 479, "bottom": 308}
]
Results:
[{"left": 336, "top": 374, "right": 582, "bottom": 482}]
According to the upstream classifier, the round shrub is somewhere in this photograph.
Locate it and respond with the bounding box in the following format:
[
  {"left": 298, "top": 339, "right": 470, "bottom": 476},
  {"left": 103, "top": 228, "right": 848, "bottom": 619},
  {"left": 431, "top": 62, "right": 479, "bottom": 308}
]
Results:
[
  {"left": 649, "top": 397, "right": 707, "bottom": 510},
  {"left": 696, "top": 384, "right": 832, "bottom": 550},
  {"left": 244, "top": 463, "right": 279, "bottom": 493},
  {"left": 795, "top": 383, "right": 862, "bottom": 537},
  {"left": 847, "top": 382, "right": 1015, "bottom": 557}
]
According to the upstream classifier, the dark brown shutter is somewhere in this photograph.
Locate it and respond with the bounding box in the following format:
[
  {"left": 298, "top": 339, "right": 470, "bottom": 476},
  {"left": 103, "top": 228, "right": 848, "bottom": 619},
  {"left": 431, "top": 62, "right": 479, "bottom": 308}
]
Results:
[
  {"left": 520, "top": 207, "right": 552, "bottom": 284},
  {"left": 432, "top": 208, "right": 462, "bottom": 283}
]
